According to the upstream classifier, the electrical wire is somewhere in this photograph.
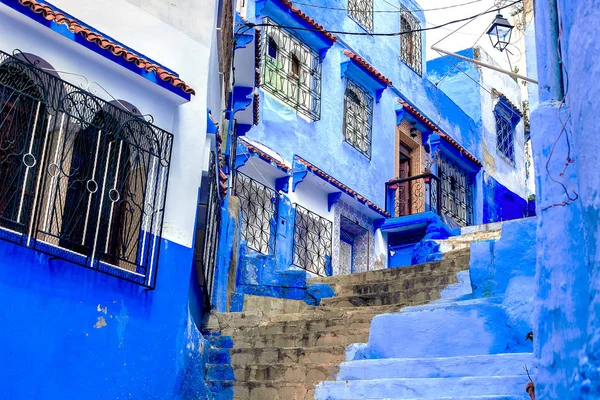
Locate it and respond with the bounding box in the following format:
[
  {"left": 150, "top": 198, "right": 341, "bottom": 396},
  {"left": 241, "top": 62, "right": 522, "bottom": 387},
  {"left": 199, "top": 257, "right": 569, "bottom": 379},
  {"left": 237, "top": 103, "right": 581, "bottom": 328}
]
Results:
[
  {"left": 239, "top": 0, "right": 522, "bottom": 37},
  {"left": 288, "top": 0, "right": 485, "bottom": 13}
]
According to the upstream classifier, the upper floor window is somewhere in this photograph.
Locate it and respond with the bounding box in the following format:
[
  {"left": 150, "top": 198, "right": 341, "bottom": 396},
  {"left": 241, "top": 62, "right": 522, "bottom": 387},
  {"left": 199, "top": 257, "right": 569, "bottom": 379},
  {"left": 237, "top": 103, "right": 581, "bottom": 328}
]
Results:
[
  {"left": 494, "top": 106, "right": 517, "bottom": 164},
  {"left": 0, "top": 50, "right": 172, "bottom": 288},
  {"left": 343, "top": 79, "right": 373, "bottom": 158},
  {"left": 348, "top": 0, "right": 373, "bottom": 31},
  {"left": 261, "top": 18, "right": 322, "bottom": 121},
  {"left": 400, "top": 9, "right": 422, "bottom": 75}
]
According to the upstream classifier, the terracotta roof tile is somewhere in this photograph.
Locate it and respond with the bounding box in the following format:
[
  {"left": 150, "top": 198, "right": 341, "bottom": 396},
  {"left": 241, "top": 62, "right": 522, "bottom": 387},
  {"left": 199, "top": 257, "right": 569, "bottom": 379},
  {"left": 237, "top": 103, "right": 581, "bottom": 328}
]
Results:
[
  {"left": 18, "top": 0, "right": 195, "bottom": 96},
  {"left": 493, "top": 89, "right": 523, "bottom": 117},
  {"left": 343, "top": 50, "right": 392, "bottom": 86},
  {"left": 397, "top": 99, "right": 483, "bottom": 168},
  {"left": 240, "top": 139, "right": 291, "bottom": 172},
  {"left": 280, "top": 0, "right": 337, "bottom": 43},
  {"left": 295, "top": 156, "right": 389, "bottom": 217}
]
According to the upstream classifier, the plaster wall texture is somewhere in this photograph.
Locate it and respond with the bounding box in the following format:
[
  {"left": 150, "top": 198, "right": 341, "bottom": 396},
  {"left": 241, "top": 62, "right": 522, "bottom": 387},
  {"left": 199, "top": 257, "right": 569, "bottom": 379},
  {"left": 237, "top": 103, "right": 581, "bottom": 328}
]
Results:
[{"left": 530, "top": 0, "right": 600, "bottom": 398}]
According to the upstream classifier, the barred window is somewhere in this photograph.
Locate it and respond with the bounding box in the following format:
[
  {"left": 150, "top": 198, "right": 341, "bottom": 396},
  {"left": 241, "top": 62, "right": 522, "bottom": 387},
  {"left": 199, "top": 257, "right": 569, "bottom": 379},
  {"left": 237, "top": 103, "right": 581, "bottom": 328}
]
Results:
[
  {"left": 494, "top": 107, "right": 516, "bottom": 164},
  {"left": 292, "top": 204, "right": 332, "bottom": 276},
  {"left": 343, "top": 79, "right": 373, "bottom": 157},
  {"left": 234, "top": 171, "right": 277, "bottom": 254},
  {"left": 0, "top": 50, "right": 172, "bottom": 288},
  {"left": 439, "top": 155, "right": 474, "bottom": 227},
  {"left": 348, "top": 0, "right": 373, "bottom": 31},
  {"left": 261, "top": 18, "right": 322, "bottom": 121},
  {"left": 400, "top": 10, "right": 422, "bottom": 75}
]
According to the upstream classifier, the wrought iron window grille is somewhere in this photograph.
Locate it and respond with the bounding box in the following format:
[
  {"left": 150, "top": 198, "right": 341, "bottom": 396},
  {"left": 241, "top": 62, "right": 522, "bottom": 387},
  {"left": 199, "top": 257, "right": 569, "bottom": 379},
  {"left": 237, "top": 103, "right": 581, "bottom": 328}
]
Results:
[
  {"left": 439, "top": 155, "right": 474, "bottom": 226},
  {"left": 194, "top": 151, "right": 221, "bottom": 307},
  {"left": 343, "top": 79, "right": 373, "bottom": 158},
  {"left": 234, "top": 171, "right": 277, "bottom": 255},
  {"left": 260, "top": 18, "right": 322, "bottom": 121},
  {"left": 494, "top": 106, "right": 517, "bottom": 165},
  {"left": 292, "top": 204, "right": 333, "bottom": 276},
  {"left": 348, "top": 0, "right": 374, "bottom": 32},
  {"left": 400, "top": 9, "right": 423, "bottom": 76},
  {"left": 0, "top": 50, "right": 173, "bottom": 288}
]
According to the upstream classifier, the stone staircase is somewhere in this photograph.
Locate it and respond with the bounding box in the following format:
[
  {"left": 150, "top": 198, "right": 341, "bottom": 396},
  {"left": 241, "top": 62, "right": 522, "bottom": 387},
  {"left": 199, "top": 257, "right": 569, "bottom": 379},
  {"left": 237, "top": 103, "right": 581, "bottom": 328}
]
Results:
[{"left": 207, "top": 224, "right": 534, "bottom": 399}]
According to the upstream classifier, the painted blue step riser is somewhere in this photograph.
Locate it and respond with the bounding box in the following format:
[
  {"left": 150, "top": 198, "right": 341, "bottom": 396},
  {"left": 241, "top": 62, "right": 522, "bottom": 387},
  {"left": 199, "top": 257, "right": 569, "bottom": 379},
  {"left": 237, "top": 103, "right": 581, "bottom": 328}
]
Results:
[
  {"left": 338, "top": 353, "right": 536, "bottom": 380},
  {"left": 314, "top": 376, "right": 531, "bottom": 399},
  {"left": 337, "top": 396, "right": 527, "bottom": 400},
  {"left": 209, "top": 347, "right": 231, "bottom": 364},
  {"left": 206, "top": 364, "right": 235, "bottom": 381},
  {"left": 207, "top": 380, "right": 234, "bottom": 400}
]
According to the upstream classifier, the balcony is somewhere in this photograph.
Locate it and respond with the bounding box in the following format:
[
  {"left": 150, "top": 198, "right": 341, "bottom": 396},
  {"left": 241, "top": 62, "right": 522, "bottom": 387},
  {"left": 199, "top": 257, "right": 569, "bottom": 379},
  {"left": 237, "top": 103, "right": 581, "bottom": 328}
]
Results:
[{"left": 385, "top": 172, "right": 441, "bottom": 218}]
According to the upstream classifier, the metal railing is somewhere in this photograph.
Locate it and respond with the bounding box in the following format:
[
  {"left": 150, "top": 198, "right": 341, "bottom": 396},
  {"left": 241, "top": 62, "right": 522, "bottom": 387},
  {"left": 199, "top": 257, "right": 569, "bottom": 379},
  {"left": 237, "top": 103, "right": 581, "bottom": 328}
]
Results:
[
  {"left": 0, "top": 50, "right": 172, "bottom": 288},
  {"left": 385, "top": 173, "right": 441, "bottom": 218},
  {"left": 292, "top": 204, "right": 332, "bottom": 276},
  {"left": 234, "top": 171, "right": 277, "bottom": 255}
]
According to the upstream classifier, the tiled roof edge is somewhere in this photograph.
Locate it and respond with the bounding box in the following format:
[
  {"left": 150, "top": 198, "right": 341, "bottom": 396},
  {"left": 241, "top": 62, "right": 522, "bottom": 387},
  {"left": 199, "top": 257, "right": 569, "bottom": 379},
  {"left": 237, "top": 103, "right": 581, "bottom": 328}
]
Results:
[{"left": 343, "top": 50, "right": 392, "bottom": 86}]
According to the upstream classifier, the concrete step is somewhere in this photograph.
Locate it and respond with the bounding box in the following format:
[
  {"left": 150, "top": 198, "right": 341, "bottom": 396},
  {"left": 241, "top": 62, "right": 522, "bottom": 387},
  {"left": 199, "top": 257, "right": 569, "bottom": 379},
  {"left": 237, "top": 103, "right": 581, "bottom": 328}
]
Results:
[
  {"left": 337, "top": 353, "right": 536, "bottom": 380},
  {"left": 224, "top": 318, "right": 372, "bottom": 336},
  {"left": 314, "top": 375, "right": 530, "bottom": 399},
  {"left": 230, "top": 345, "right": 347, "bottom": 365},
  {"left": 232, "top": 329, "right": 370, "bottom": 348},
  {"left": 234, "top": 362, "right": 338, "bottom": 382},
  {"left": 242, "top": 295, "right": 310, "bottom": 316},
  {"left": 320, "top": 286, "right": 441, "bottom": 308},
  {"left": 309, "top": 254, "right": 468, "bottom": 286},
  {"left": 233, "top": 380, "right": 316, "bottom": 400},
  {"left": 365, "top": 298, "right": 509, "bottom": 359},
  {"left": 332, "top": 271, "right": 459, "bottom": 297}
]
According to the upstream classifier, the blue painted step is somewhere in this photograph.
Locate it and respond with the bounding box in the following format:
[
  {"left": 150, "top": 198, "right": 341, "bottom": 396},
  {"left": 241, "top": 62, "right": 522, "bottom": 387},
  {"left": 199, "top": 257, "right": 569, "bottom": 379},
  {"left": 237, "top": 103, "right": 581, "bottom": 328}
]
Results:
[
  {"left": 209, "top": 346, "right": 231, "bottom": 364},
  {"left": 207, "top": 363, "right": 235, "bottom": 381},
  {"left": 339, "top": 396, "right": 525, "bottom": 400},
  {"left": 338, "top": 353, "right": 535, "bottom": 380},
  {"left": 314, "top": 375, "right": 530, "bottom": 399},
  {"left": 366, "top": 298, "right": 511, "bottom": 359},
  {"left": 207, "top": 380, "right": 234, "bottom": 400}
]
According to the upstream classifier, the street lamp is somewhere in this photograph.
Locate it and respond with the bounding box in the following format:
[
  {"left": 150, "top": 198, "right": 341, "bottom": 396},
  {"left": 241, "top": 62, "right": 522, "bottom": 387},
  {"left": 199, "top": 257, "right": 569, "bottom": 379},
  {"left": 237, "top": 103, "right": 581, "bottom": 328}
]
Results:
[{"left": 487, "top": 12, "right": 514, "bottom": 52}]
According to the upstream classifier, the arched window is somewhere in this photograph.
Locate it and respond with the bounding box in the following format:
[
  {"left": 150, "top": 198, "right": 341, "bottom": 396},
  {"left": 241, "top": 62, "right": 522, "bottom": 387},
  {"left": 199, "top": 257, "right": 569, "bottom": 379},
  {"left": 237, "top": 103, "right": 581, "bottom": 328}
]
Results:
[
  {"left": 400, "top": 11, "right": 422, "bottom": 75},
  {"left": 0, "top": 53, "right": 55, "bottom": 235}
]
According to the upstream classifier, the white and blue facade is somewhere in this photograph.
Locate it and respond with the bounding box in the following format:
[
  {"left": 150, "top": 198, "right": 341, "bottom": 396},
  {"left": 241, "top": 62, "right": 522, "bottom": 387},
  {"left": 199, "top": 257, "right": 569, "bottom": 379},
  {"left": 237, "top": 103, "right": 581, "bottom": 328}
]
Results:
[
  {"left": 0, "top": 0, "right": 221, "bottom": 397},
  {"left": 211, "top": 0, "right": 534, "bottom": 313}
]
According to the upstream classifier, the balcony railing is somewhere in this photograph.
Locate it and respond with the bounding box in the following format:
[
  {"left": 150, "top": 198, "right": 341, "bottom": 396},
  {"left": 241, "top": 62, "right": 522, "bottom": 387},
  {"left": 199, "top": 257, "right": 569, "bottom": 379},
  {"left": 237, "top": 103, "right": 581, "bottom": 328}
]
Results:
[{"left": 385, "top": 173, "right": 441, "bottom": 218}]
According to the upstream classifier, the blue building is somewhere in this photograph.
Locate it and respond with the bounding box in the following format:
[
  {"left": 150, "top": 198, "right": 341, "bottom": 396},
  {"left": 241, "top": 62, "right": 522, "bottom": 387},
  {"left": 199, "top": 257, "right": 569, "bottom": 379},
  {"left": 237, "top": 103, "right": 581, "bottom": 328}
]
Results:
[{"left": 211, "top": 0, "right": 533, "bottom": 312}]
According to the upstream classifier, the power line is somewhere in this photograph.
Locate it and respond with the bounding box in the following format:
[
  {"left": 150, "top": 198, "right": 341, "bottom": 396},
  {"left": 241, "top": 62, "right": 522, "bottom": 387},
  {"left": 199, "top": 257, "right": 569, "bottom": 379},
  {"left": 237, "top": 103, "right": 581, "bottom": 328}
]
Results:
[
  {"left": 241, "top": 0, "right": 522, "bottom": 37},
  {"left": 287, "top": 0, "right": 485, "bottom": 14}
]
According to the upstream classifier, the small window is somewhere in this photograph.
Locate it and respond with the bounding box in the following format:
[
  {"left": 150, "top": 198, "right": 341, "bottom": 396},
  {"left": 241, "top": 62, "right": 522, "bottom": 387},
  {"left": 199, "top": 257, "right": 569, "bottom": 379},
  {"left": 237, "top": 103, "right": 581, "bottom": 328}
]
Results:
[
  {"left": 348, "top": 0, "right": 373, "bottom": 31},
  {"left": 494, "top": 106, "right": 517, "bottom": 164},
  {"left": 261, "top": 18, "right": 322, "bottom": 121},
  {"left": 291, "top": 53, "right": 300, "bottom": 78},
  {"left": 343, "top": 79, "right": 373, "bottom": 158},
  {"left": 400, "top": 10, "right": 422, "bottom": 75},
  {"left": 267, "top": 36, "right": 278, "bottom": 59}
]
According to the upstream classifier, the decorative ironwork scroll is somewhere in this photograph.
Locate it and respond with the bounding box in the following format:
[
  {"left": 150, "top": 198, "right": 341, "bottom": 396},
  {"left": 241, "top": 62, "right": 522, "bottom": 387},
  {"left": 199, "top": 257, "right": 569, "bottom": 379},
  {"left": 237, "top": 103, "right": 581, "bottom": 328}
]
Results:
[
  {"left": 343, "top": 79, "right": 373, "bottom": 158},
  {"left": 439, "top": 156, "right": 474, "bottom": 226},
  {"left": 261, "top": 18, "right": 322, "bottom": 121},
  {"left": 234, "top": 171, "right": 277, "bottom": 255},
  {"left": 292, "top": 204, "right": 332, "bottom": 276},
  {"left": 348, "top": 0, "right": 373, "bottom": 31},
  {"left": 0, "top": 50, "right": 172, "bottom": 288},
  {"left": 400, "top": 8, "right": 422, "bottom": 76}
]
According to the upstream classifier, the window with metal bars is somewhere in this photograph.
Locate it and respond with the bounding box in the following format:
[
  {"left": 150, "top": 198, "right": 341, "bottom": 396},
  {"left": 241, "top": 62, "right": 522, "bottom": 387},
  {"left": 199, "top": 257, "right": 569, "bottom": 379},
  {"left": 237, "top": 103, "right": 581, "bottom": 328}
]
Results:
[
  {"left": 0, "top": 50, "right": 172, "bottom": 288},
  {"left": 343, "top": 79, "right": 373, "bottom": 158},
  {"left": 494, "top": 105, "right": 517, "bottom": 165},
  {"left": 400, "top": 9, "right": 422, "bottom": 75},
  {"left": 260, "top": 18, "right": 322, "bottom": 121},
  {"left": 348, "top": 0, "right": 373, "bottom": 31},
  {"left": 439, "top": 155, "right": 474, "bottom": 227},
  {"left": 234, "top": 171, "right": 277, "bottom": 255},
  {"left": 292, "top": 204, "right": 332, "bottom": 276}
]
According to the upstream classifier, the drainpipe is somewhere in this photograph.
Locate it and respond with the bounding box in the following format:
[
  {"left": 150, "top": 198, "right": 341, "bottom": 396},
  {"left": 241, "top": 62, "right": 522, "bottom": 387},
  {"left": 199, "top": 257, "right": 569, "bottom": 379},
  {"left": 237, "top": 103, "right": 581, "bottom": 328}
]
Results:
[{"left": 533, "top": 0, "right": 564, "bottom": 102}]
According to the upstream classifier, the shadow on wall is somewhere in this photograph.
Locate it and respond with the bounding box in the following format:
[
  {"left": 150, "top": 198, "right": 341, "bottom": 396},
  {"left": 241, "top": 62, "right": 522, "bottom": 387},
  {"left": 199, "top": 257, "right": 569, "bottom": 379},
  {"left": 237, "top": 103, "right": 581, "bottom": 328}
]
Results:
[{"left": 483, "top": 175, "right": 531, "bottom": 223}]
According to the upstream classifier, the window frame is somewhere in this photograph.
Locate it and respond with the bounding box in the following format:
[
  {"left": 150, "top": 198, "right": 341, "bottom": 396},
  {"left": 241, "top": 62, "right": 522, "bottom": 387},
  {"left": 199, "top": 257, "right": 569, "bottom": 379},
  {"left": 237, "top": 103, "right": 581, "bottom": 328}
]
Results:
[
  {"left": 399, "top": 8, "right": 423, "bottom": 76},
  {"left": 260, "top": 18, "right": 323, "bottom": 121},
  {"left": 494, "top": 105, "right": 517, "bottom": 166},
  {"left": 342, "top": 79, "right": 374, "bottom": 158},
  {"left": 348, "top": 0, "right": 374, "bottom": 32}
]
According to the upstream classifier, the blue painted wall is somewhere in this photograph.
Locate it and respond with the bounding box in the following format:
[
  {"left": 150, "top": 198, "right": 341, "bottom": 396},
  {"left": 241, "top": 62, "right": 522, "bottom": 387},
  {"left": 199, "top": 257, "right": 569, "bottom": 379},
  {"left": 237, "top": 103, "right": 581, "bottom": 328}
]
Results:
[
  {"left": 482, "top": 174, "right": 529, "bottom": 223},
  {"left": 530, "top": 0, "right": 600, "bottom": 398},
  {"left": 0, "top": 239, "right": 211, "bottom": 399}
]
